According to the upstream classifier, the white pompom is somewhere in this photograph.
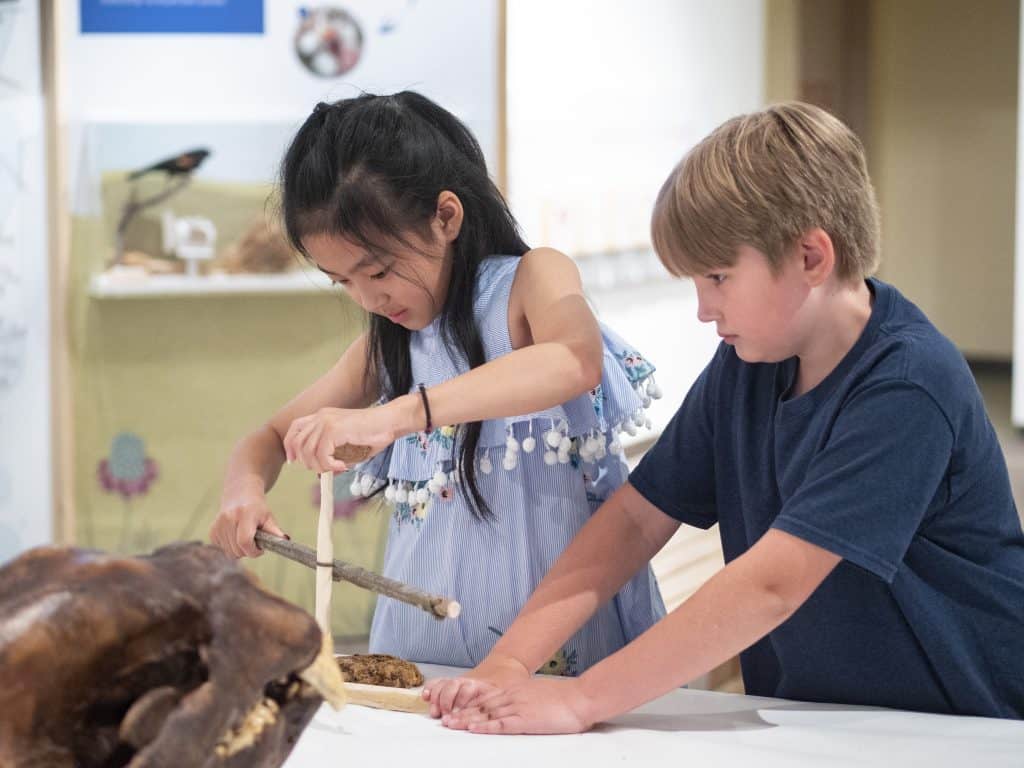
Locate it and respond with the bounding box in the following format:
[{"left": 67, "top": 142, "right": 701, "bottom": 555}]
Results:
[
  {"left": 502, "top": 453, "right": 518, "bottom": 471},
  {"left": 642, "top": 395, "right": 652, "bottom": 408},
  {"left": 384, "top": 483, "right": 396, "bottom": 501},
  {"left": 506, "top": 435, "right": 520, "bottom": 453},
  {"left": 415, "top": 487, "right": 431, "bottom": 504},
  {"left": 522, "top": 436, "right": 537, "bottom": 453},
  {"left": 395, "top": 486, "right": 409, "bottom": 504},
  {"left": 432, "top": 470, "right": 447, "bottom": 486},
  {"left": 609, "top": 439, "right": 622, "bottom": 455},
  {"left": 584, "top": 437, "right": 600, "bottom": 455},
  {"left": 645, "top": 418, "right": 653, "bottom": 430},
  {"left": 545, "top": 430, "right": 561, "bottom": 449},
  {"left": 647, "top": 380, "right": 663, "bottom": 399},
  {"left": 559, "top": 436, "right": 572, "bottom": 453},
  {"left": 557, "top": 450, "right": 571, "bottom": 464},
  {"left": 480, "top": 455, "right": 493, "bottom": 474},
  {"left": 543, "top": 450, "right": 558, "bottom": 466},
  {"left": 360, "top": 475, "right": 374, "bottom": 496},
  {"left": 349, "top": 478, "right": 362, "bottom": 497},
  {"left": 624, "top": 421, "right": 638, "bottom": 436},
  {"left": 595, "top": 443, "right": 607, "bottom": 460}
]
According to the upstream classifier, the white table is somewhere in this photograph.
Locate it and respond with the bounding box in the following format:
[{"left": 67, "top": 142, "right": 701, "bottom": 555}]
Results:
[{"left": 287, "top": 665, "right": 1024, "bottom": 767}]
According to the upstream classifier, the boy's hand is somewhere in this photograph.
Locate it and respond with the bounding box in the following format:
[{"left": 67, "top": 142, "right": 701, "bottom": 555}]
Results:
[
  {"left": 424, "top": 654, "right": 531, "bottom": 718},
  {"left": 284, "top": 406, "right": 395, "bottom": 474},
  {"left": 210, "top": 482, "right": 286, "bottom": 559},
  {"left": 442, "top": 677, "right": 596, "bottom": 735}
]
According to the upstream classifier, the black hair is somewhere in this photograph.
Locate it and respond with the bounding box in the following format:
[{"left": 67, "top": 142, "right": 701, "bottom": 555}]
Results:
[{"left": 280, "top": 91, "right": 529, "bottom": 519}]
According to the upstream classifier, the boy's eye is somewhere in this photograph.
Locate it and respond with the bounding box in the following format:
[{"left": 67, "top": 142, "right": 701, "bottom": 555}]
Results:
[
  {"left": 706, "top": 273, "right": 726, "bottom": 285},
  {"left": 369, "top": 267, "right": 390, "bottom": 281}
]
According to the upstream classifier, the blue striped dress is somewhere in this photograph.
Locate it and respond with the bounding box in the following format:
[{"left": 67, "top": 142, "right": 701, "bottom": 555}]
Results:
[{"left": 350, "top": 256, "right": 666, "bottom": 675}]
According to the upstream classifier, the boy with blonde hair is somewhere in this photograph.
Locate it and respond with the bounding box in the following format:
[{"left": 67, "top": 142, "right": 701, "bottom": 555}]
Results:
[{"left": 425, "top": 102, "right": 1024, "bottom": 730}]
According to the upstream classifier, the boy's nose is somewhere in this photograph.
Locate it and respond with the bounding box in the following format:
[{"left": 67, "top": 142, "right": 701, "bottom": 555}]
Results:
[{"left": 696, "top": 293, "right": 719, "bottom": 323}]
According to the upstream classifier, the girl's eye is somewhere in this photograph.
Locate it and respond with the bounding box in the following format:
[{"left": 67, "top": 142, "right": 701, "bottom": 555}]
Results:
[
  {"left": 369, "top": 267, "right": 390, "bottom": 281},
  {"left": 707, "top": 273, "right": 726, "bottom": 285},
  {"left": 331, "top": 279, "right": 349, "bottom": 287}
]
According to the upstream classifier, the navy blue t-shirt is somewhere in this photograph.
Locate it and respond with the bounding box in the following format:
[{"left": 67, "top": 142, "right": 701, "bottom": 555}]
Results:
[{"left": 630, "top": 278, "right": 1024, "bottom": 719}]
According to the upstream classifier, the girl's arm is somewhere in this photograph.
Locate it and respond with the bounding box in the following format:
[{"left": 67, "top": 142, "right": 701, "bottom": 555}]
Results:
[
  {"left": 212, "top": 333, "right": 376, "bottom": 558},
  {"left": 386, "top": 247, "right": 604, "bottom": 435}
]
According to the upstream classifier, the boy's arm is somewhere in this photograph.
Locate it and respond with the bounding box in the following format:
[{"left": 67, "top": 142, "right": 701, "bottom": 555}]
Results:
[
  {"left": 491, "top": 483, "right": 681, "bottom": 671},
  {"left": 425, "top": 483, "right": 679, "bottom": 714},
  {"left": 448, "top": 529, "right": 839, "bottom": 734},
  {"left": 577, "top": 528, "right": 840, "bottom": 723}
]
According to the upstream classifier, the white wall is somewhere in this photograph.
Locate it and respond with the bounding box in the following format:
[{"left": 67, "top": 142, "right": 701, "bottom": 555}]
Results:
[
  {"left": 506, "top": 0, "right": 764, "bottom": 435},
  {"left": 0, "top": 0, "right": 51, "bottom": 561},
  {"left": 61, "top": 0, "right": 501, "bottom": 182},
  {"left": 506, "top": 0, "right": 764, "bottom": 255}
]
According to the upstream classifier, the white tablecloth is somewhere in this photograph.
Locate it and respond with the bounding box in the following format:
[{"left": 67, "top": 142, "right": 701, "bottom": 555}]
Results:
[{"left": 286, "top": 665, "right": 1024, "bottom": 767}]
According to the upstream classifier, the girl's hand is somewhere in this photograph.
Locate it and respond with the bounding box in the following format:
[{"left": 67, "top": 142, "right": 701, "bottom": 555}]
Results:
[
  {"left": 442, "top": 677, "right": 597, "bottom": 735},
  {"left": 210, "top": 481, "right": 287, "bottom": 559},
  {"left": 283, "top": 406, "right": 398, "bottom": 474},
  {"left": 423, "top": 654, "right": 531, "bottom": 718}
]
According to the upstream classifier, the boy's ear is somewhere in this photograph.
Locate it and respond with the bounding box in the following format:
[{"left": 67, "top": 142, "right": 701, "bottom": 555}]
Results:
[
  {"left": 799, "top": 228, "right": 835, "bottom": 287},
  {"left": 434, "top": 190, "right": 464, "bottom": 243}
]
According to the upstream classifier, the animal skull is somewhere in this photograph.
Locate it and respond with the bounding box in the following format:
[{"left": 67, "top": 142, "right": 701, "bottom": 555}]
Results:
[{"left": 0, "top": 541, "right": 345, "bottom": 767}]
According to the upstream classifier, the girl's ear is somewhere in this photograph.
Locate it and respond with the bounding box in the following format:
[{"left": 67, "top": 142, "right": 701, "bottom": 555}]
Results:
[{"left": 434, "top": 190, "right": 464, "bottom": 243}]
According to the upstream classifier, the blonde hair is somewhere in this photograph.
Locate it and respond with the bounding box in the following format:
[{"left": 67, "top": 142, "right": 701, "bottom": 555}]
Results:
[{"left": 651, "top": 101, "right": 880, "bottom": 284}]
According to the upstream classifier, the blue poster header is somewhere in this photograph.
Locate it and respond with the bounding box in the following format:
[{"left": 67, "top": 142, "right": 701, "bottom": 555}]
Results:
[{"left": 81, "top": 1, "right": 264, "bottom": 34}]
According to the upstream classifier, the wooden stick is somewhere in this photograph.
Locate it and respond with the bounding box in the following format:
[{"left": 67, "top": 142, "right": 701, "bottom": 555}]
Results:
[
  {"left": 314, "top": 473, "right": 333, "bottom": 634},
  {"left": 342, "top": 682, "right": 429, "bottom": 714},
  {"left": 333, "top": 444, "right": 372, "bottom": 464},
  {"left": 254, "top": 530, "right": 461, "bottom": 621}
]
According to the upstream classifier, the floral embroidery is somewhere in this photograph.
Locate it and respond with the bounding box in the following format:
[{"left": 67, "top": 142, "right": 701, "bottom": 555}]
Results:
[
  {"left": 405, "top": 424, "right": 455, "bottom": 454},
  {"left": 582, "top": 464, "right": 609, "bottom": 505},
  {"left": 394, "top": 498, "right": 430, "bottom": 529},
  {"left": 488, "top": 626, "right": 579, "bottom": 677},
  {"left": 616, "top": 350, "right": 655, "bottom": 384},
  {"left": 537, "top": 647, "right": 579, "bottom": 677},
  {"left": 589, "top": 384, "right": 605, "bottom": 422}
]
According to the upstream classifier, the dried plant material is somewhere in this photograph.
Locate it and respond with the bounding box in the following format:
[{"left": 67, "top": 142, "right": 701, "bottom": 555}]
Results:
[
  {"left": 336, "top": 654, "right": 425, "bottom": 688},
  {"left": 216, "top": 216, "right": 297, "bottom": 274}
]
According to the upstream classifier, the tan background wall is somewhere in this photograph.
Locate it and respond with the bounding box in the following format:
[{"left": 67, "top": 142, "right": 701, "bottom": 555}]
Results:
[
  {"left": 68, "top": 179, "right": 387, "bottom": 638},
  {"left": 869, "top": 0, "right": 1018, "bottom": 360},
  {"left": 765, "top": 0, "right": 1018, "bottom": 360}
]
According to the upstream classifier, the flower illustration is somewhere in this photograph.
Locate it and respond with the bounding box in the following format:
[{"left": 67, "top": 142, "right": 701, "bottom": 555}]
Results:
[
  {"left": 97, "top": 432, "right": 158, "bottom": 500},
  {"left": 438, "top": 486, "right": 454, "bottom": 502},
  {"left": 97, "top": 432, "right": 158, "bottom": 552}
]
